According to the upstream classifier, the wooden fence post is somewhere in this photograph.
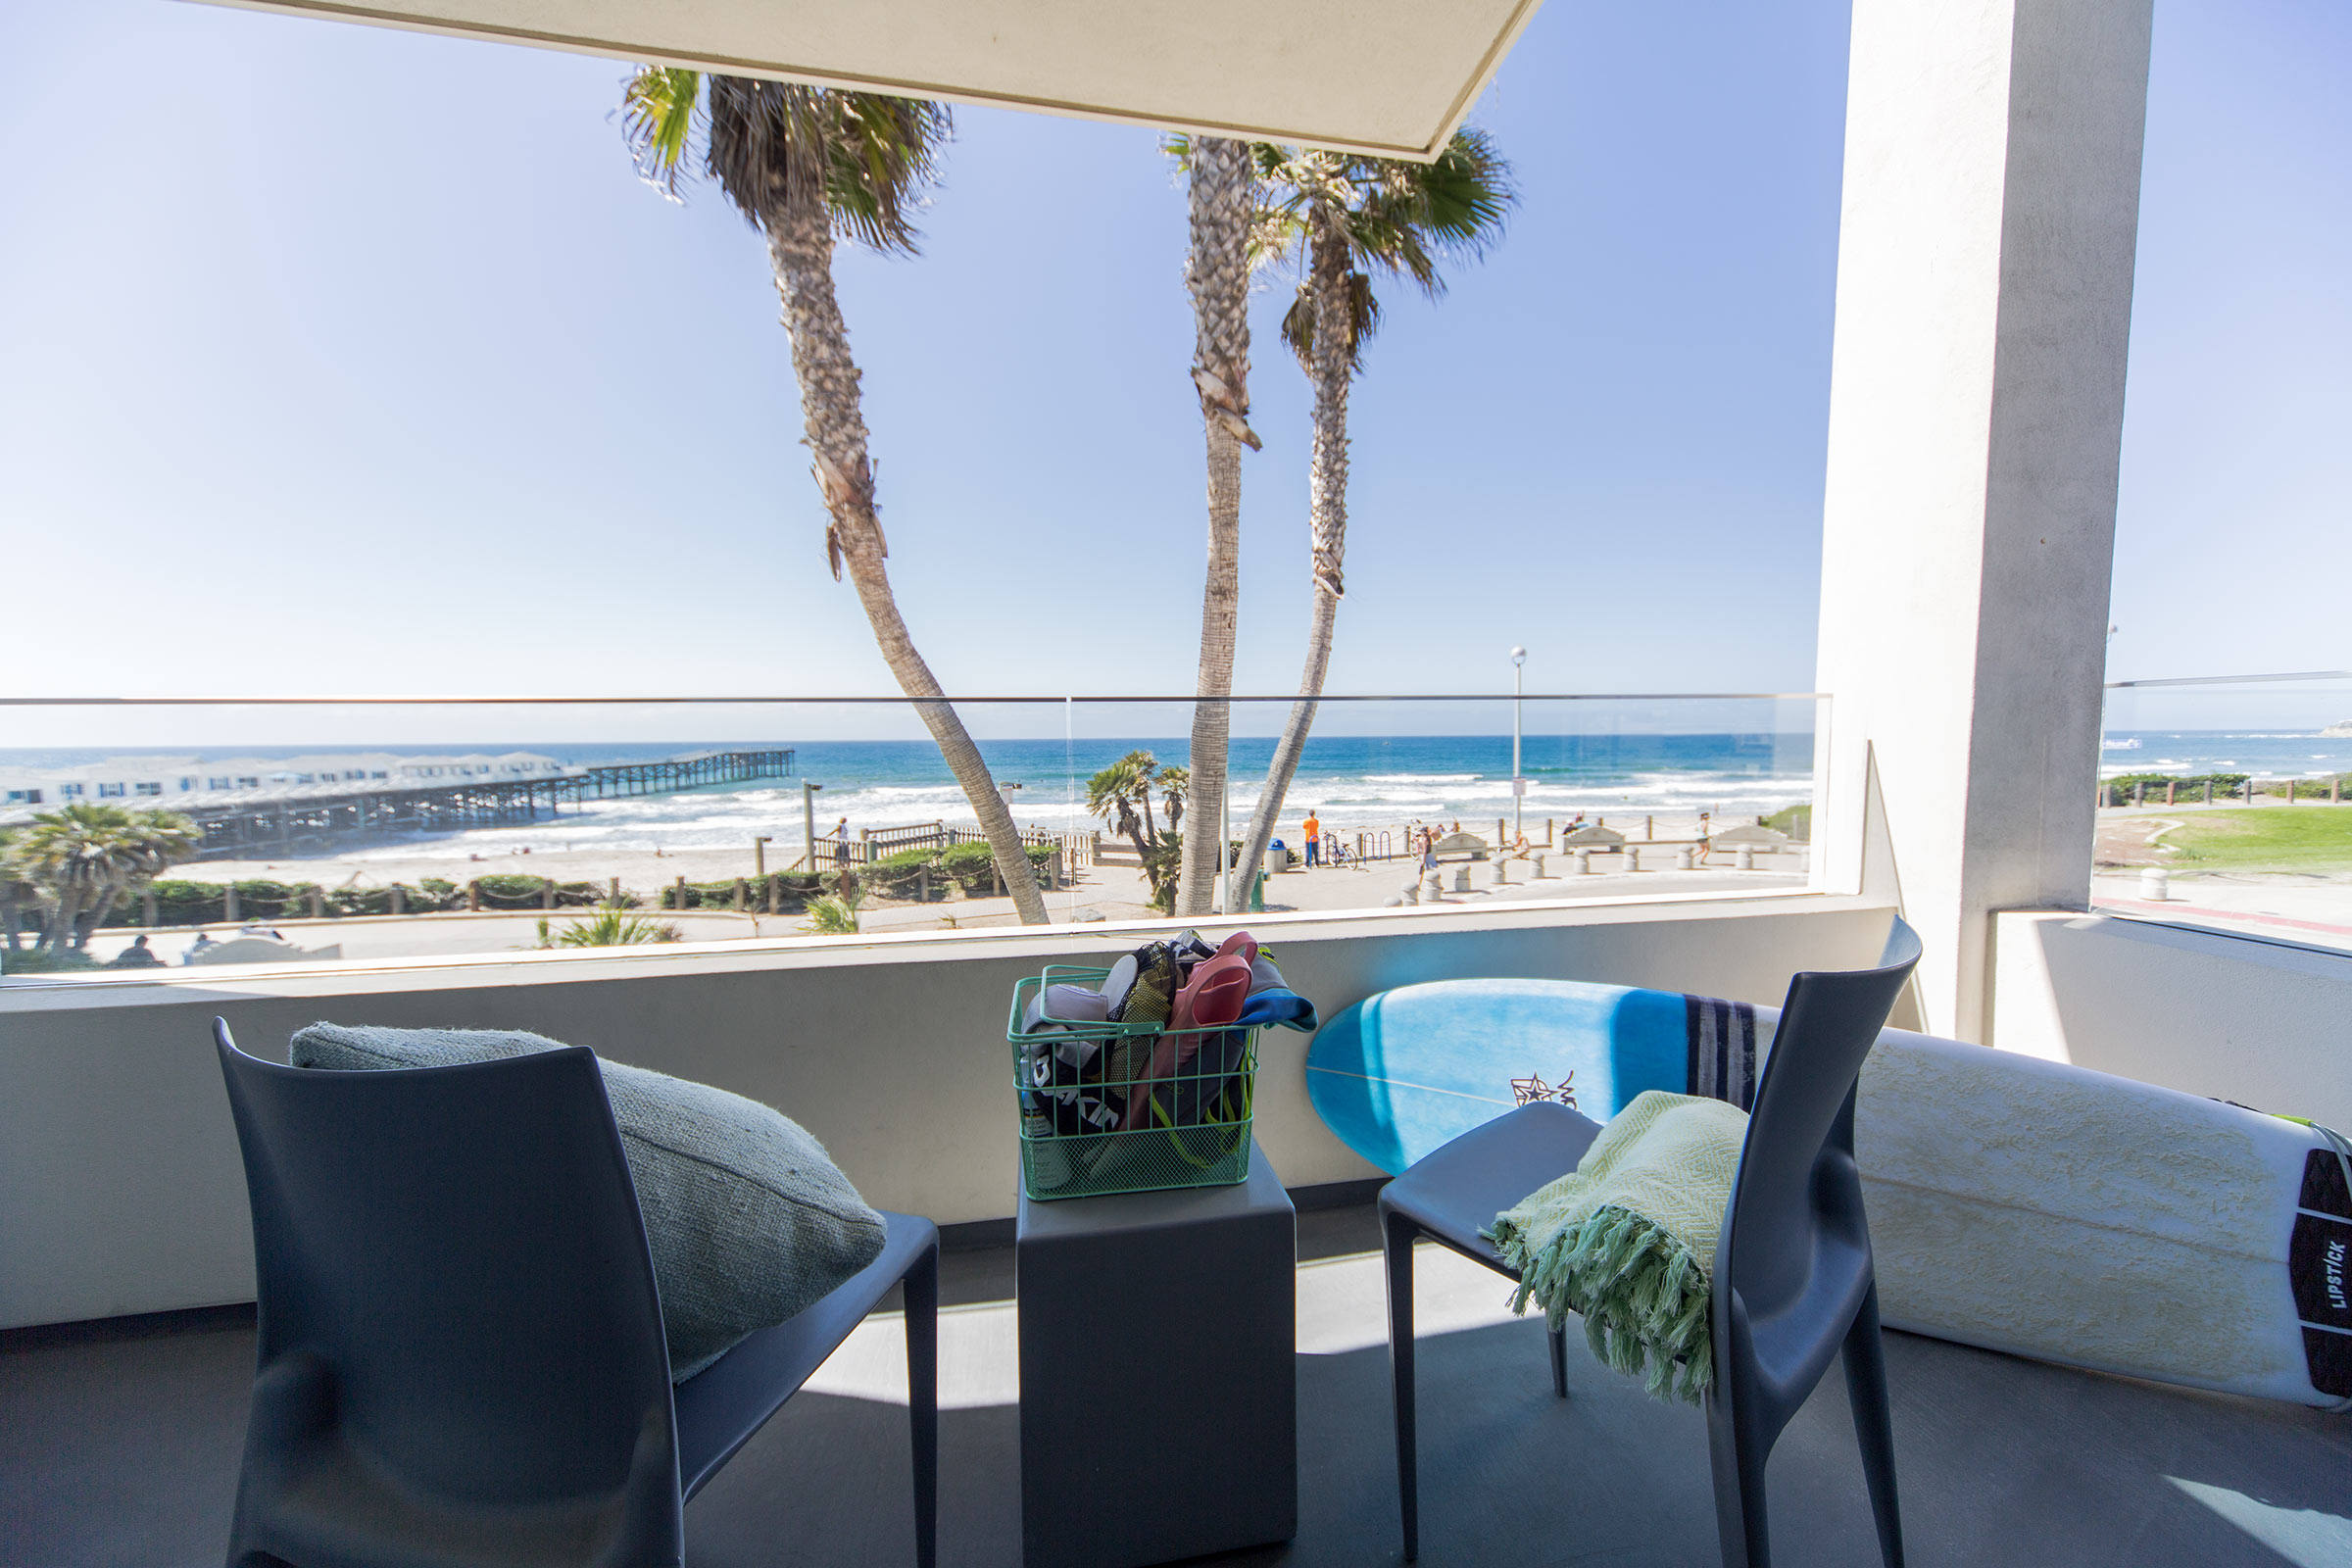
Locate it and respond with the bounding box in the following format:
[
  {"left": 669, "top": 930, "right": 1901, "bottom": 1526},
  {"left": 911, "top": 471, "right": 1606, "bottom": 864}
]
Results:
[
  {"left": 673, "top": 874, "right": 688, "bottom": 910},
  {"left": 609, "top": 876, "right": 621, "bottom": 904},
  {"left": 389, "top": 886, "right": 405, "bottom": 915},
  {"left": 765, "top": 874, "right": 779, "bottom": 913},
  {"left": 143, "top": 889, "right": 159, "bottom": 927},
  {"left": 541, "top": 878, "right": 557, "bottom": 909},
  {"left": 733, "top": 878, "right": 748, "bottom": 911},
  {"left": 308, "top": 888, "right": 324, "bottom": 919},
  {"left": 2204, "top": 780, "right": 2213, "bottom": 805},
  {"left": 224, "top": 884, "right": 239, "bottom": 922},
  {"left": 2165, "top": 780, "right": 2176, "bottom": 806},
  {"left": 467, "top": 880, "right": 481, "bottom": 911}
]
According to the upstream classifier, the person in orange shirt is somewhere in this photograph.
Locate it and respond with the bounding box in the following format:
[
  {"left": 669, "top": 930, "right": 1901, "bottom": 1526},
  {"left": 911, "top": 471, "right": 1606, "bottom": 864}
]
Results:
[{"left": 1302, "top": 809, "right": 1322, "bottom": 866}]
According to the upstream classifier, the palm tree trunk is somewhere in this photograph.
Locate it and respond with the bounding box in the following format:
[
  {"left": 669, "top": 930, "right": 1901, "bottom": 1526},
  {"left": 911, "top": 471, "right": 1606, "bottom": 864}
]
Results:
[
  {"left": 41, "top": 889, "right": 78, "bottom": 953},
  {"left": 1237, "top": 203, "right": 1353, "bottom": 896},
  {"left": 76, "top": 880, "right": 121, "bottom": 951},
  {"left": 1178, "top": 137, "right": 1258, "bottom": 916},
  {"left": 764, "top": 200, "right": 1050, "bottom": 926}
]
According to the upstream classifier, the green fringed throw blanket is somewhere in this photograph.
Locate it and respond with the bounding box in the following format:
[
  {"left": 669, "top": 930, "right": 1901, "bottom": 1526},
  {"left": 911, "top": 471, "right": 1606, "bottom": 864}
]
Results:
[{"left": 1486, "top": 1090, "right": 1748, "bottom": 1403}]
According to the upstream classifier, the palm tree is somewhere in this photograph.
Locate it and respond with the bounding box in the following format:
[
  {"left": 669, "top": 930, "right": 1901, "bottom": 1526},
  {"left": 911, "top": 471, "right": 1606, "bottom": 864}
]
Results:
[
  {"left": 1085, "top": 751, "right": 1196, "bottom": 908},
  {"left": 1169, "top": 136, "right": 1262, "bottom": 916},
  {"left": 1086, "top": 750, "right": 1164, "bottom": 861},
  {"left": 0, "top": 829, "right": 30, "bottom": 953},
  {"left": 4, "top": 804, "right": 200, "bottom": 952},
  {"left": 1229, "top": 131, "right": 1515, "bottom": 899},
  {"left": 622, "top": 71, "right": 1051, "bottom": 925},
  {"left": 1155, "top": 763, "right": 1189, "bottom": 839}
]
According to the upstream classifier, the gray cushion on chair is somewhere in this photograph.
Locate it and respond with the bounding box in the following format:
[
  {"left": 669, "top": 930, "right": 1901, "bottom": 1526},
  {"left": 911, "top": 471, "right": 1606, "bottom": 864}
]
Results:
[{"left": 289, "top": 1022, "right": 888, "bottom": 1382}]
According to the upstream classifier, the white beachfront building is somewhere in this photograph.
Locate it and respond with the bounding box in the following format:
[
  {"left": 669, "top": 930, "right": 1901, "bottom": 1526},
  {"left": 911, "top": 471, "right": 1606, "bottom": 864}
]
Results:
[
  {"left": 0, "top": 751, "right": 575, "bottom": 814},
  {"left": 5, "top": 5, "right": 2348, "bottom": 1566}
]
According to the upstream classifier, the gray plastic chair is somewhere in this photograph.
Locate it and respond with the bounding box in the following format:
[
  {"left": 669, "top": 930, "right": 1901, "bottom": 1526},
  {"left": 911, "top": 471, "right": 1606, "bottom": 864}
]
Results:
[
  {"left": 213, "top": 1018, "right": 939, "bottom": 1568},
  {"left": 1378, "top": 918, "right": 1923, "bottom": 1566}
]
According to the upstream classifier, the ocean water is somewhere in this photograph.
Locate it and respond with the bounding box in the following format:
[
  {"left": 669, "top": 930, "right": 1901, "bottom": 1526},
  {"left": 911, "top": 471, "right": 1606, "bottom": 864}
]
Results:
[
  {"left": 15, "top": 728, "right": 2339, "bottom": 863},
  {"left": 2096, "top": 730, "right": 2352, "bottom": 781},
  {"left": 326, "top": 731, "right": 1821, "bottom": 859},
  {"left": 0, "top": 733, "right": 1815, "bottom": 859}
]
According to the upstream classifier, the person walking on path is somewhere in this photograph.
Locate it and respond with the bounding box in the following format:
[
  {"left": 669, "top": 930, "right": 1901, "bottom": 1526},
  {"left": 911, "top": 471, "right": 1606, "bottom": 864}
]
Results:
[{"left": 1302, "top": 809, "right": 1322, "bottom": 867}]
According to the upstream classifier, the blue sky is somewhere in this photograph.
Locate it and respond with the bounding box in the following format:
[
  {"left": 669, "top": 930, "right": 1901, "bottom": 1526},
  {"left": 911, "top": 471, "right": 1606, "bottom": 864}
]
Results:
[{"left": 0, "top": 0, "right": 2343, "bottom": 747}]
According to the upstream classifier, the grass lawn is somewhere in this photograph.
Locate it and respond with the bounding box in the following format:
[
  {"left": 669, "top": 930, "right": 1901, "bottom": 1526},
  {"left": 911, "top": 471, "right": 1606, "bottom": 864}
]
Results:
[{"left": 2157, "top": 808, "right": 2352, "bottom": 872}]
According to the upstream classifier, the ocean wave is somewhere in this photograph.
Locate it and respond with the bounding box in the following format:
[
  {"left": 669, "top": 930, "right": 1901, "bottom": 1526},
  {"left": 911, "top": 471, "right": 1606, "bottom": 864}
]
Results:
[{"left": 321, "top": 759, "right": 1817, "bottom": 863}]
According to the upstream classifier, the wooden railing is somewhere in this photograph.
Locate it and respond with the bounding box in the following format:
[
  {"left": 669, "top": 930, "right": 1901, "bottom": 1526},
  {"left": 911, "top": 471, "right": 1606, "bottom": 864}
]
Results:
[{"left": 819, "top": 822, "right": 1098, "bottom": 869}]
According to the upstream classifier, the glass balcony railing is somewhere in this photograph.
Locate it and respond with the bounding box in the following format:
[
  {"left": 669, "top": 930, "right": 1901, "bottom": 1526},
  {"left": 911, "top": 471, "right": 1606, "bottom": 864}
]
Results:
[
  {"left": 0, "top": 693, "right": 1827, "bottom": 979},
  {"left": 2094, "top": 671, "right": 2352, "bottom": 953}
]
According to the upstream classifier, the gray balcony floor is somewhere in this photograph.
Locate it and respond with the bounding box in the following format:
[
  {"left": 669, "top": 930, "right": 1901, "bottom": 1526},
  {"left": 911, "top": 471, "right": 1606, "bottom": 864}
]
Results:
[{"left": 6, "top": 1201, "right": 2350, "bottom": 1568}]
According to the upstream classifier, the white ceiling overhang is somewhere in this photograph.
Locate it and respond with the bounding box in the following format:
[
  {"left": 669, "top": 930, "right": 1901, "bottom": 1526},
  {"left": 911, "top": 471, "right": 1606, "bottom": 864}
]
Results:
[{"left": 193, "top": 0, "right": 1541, "bottom": 160}]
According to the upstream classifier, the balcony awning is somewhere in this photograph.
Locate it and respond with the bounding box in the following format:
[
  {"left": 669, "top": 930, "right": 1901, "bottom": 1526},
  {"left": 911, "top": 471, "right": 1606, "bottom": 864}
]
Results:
[{"left": 198, "top": 0, "right": 1542, "bottom": 160}]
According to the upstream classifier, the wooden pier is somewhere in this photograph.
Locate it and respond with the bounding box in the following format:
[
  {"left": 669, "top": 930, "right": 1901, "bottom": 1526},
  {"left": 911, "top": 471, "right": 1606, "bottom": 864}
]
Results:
[{"left": 184, "top": 750, "right": 795, "bottom": 859}]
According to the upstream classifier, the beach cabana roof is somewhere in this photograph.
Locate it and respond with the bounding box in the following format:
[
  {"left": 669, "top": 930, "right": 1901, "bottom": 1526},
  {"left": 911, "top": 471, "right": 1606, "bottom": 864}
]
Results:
[{"left": 1710, "top": 823, "right": 1793, "bottom": 847}]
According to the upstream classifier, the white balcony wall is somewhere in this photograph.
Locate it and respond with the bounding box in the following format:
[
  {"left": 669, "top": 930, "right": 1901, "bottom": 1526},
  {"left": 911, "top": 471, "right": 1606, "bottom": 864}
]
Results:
[
  {"left": 1817, "top": 0, "right": 2155, "bottom": 1040},
  {"left": 1990, "top": 911, "right": 2352, "bottom": 1130},
  {"left": 0, "top": 897, "right": 1893, "bottom": 1330}
]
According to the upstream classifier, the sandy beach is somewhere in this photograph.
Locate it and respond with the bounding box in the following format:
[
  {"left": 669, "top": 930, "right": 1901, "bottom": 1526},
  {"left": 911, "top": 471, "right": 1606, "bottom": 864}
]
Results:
[
  {"left": 164, "top": 809, "right": 1745, "bottom": 898},
  {"left": 66, "top": 821, "right": 1813, "bottom": 971}
]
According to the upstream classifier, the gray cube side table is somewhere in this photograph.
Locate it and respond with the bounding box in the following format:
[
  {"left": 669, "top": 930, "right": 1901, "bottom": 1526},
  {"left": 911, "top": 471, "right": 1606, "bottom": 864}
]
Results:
[{"left": 1016, "top": 1140, "right": 1298, "bottom": 1568}]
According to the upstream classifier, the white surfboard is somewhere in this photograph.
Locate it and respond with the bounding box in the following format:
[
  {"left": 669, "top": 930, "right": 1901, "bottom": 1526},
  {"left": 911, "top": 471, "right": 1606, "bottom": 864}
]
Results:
[{"left": 1851, "top": 1025, "right": 2352, "bottom": 1410}]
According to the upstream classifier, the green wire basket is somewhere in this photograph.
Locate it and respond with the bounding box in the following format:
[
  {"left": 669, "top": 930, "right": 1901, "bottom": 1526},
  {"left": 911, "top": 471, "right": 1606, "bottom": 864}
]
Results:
[{"left": 1006, "top": 964, "right": 1258, "bottom": 1201}]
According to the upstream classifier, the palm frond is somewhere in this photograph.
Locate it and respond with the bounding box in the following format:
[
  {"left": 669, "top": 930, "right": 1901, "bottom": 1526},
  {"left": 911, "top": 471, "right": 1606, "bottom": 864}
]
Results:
[
  {"left": 622, "top": 67, "right": 704, "bottom": 199},
  {"left": 1352, "top": 126, "right": 1516, "bottom": 295},
  {"left": 699, "top": 78, "right": 950, "bottom": 252},
  {"left": 825, "top": 92, "right": 954, "bottom": 256}
]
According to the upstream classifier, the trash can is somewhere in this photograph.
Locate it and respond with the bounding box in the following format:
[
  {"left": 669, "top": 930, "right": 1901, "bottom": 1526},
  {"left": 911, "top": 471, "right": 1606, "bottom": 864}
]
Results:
[{"left": 1265, "top": 840, "right": 1287, "bottom": 878}]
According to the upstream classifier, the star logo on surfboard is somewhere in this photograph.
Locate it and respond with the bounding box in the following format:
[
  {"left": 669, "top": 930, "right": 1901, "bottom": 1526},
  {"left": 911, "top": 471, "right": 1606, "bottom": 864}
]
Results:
[{"left": 1511, "top": 1070, "right": 1577, "bottom": 1109}]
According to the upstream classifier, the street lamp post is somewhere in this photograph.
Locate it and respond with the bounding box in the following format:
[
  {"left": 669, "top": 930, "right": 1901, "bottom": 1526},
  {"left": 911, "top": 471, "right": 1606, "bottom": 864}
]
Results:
[
  {"left": 1510, "top": 646, "right": 1528, "bottom": 841},
  {"left": 753, "top": 835, "right": 772, "bottom": 878},
  {"left": 800, "top": 781, "right": 824, "bottom": 869}
]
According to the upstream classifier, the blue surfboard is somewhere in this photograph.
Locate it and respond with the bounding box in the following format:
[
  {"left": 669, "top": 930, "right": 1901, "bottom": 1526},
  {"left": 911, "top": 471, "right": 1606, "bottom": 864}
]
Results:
[
  {"left": 1305, "top": 976, "right": 2352, "bottom": 1409},
  {"left": 1303, "top": 978, "right": 1763, "bottom": 1175}
]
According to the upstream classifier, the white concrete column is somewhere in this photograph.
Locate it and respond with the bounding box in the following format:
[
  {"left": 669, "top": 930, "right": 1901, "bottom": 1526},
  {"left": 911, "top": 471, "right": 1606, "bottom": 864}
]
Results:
[{"left": 1815, "top": 0, "right": 2153, "bottom": 1040}]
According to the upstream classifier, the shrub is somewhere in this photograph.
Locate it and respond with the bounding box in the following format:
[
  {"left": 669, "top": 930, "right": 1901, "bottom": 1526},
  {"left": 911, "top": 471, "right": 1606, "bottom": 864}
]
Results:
[
  {"left": 803, "top": 893, "right": 860, "bottom": 935},
  {"left": 1, "top": 948, "right": 97, "bottom": 974},
  {"left": 538, "top": 906, "right": 682, "bottom": 948},
  {"left": 660, "top": 874, "right": 832, "bottom": 910},
  {"left": 2103, "top": 771, "right": 2248, "bottom": 798},
  {"left": 1760, "top": 805, "right": 1812, "bottom": 842},
  {"left": 128, "top": 879, "right": 226, "bottom": 925}
]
